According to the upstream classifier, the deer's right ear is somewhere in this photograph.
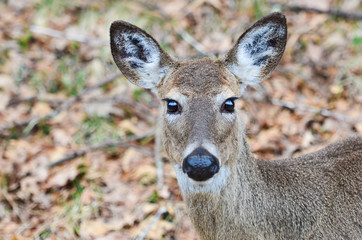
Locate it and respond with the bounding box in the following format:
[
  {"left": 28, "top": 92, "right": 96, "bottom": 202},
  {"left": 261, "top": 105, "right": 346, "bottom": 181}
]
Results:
[{"left": 110, "top": 21, "right": 174, "bottom": 89}]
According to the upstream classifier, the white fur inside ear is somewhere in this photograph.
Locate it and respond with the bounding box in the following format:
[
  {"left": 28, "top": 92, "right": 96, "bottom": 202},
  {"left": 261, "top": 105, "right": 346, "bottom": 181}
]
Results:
[
  {"left": 230, "top": 23, "right": 285, "bottom": 86},
  {"left": 114, "top": 32, "right": 168, "bottom": 88}
]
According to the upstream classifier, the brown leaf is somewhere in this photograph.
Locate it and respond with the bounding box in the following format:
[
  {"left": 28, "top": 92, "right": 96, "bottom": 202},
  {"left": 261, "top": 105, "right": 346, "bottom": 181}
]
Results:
[
  {"left": 47, "top": 165, "right": 78, "bottom": 188},
  {"left": 356, "top": 123, "right": 362, "bottom": 134},
  {"left": 301, "top": 131, "right": 317, "bottom": 149},
  {"left": 132, "top": 164, "right": 156, "bottom": 182},
  {"left": 51, "top": 128, "right": 72, "bottom": 146},
  {"left": 306, "top": 43, "right": 322, "bottom": 63},
  {"left": 118, "top": 119, "right": 146, "bottom": 136},
  {"left": 81, "top": 188, "right": 97, "bottom": 205},
  {"left": 80, "top": 219, "right": 110, "bottom": 237},
  {"left": 31, "top": 102, "right": 53, "bottom": 118},
  {"left": 121, "top": 148, "right": 146, "bottom": 173},
  {"left": 132, "top": 217, "right": 174, "bottom": 240},
  {"left": 4, "top": 140, "right": 34, "bottom": 164},
  {"left": 0, "top": 74, "right": 15, "bottom": 112}
]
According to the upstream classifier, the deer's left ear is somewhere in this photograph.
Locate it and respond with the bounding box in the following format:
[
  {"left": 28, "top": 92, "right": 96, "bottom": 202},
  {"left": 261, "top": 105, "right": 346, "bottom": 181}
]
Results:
[{"left": 223, "top": 12, "right": 287, "bottom": 93}]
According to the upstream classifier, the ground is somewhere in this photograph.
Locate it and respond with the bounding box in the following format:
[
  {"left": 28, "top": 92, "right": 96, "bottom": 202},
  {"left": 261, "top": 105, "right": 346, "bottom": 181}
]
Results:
[{"left": 0, "top": 0, "right": 361, "bottom": 239}]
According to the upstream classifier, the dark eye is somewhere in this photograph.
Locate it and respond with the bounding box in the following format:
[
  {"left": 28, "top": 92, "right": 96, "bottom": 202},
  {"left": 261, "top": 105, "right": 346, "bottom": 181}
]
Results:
[
  {"left": 163, "top": 99, "right": 181, "bottom": 114},
  {"left": 222, "top": 98, "right": 236, "bottom": 113}
]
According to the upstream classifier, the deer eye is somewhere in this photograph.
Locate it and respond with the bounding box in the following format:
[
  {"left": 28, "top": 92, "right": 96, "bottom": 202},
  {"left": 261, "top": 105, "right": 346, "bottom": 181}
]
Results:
[
  {"left": 221, "top": 98, "right": 237, "bottom": 113},
  {"left": 162, "top": 99, "right": 182, "bottom": 114}
]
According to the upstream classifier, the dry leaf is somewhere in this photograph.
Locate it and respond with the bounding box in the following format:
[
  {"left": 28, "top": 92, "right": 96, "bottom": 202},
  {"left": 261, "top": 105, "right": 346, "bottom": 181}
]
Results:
[
  {"left": 48, "top": 146, "right": 67, "bottom": 162},
  {"left": 31, "top": 102, "right": 53, "bottom": 118},
  {"left": 142, "top": 203, "right": 159, "bottom": 216},
  {"left": 252, "top": 128, "right": 281, "bottom": 153},
  {"left": 118, "top": 119, "right": 144, "bottom": 136},
  {"left": 132, "top": 164, "right": 156, "bottom": 180},
  {"left": 291, "top": 0, "right": 329, "bottom": 10},
  {"left": 20, "top": 176, "right": 39, "bottom": 198},
  {"left": 80, "top": 219, "right": 110, "bottom": 237},
  {"left": 355, "top": 123, "right": 362, "bottom": 134},
  {"left": 52, "top": 128, "right": 72, "bottom": 146},
  {"left": 94, "top": 231, "right": 134, "bottom": 240},
  {"left": 322, "top": 118, "right": 338, "bottom": 133},
  {"left": 81, "top": 188, "right": 97, "bottom": 205},
  {"left": 132, "top": 217, "right": 173, "bottom": 240},
  {"left": 0, "top": 74, "right": 14, "bottom": 112},
  {"left": 47, "top": 165, "right": 78, "bottom": 187},
  {"left": 306, "top": 43, "right": 322, "bottom": 63},
  {"left": 121, "top": 148, "right": 145, "bottom": 173},
  {"left": 4, "top": 139, "right": 33, "bottom": 163},
  {"left": 301, "top": 131, "right": 316, "bottom": 148}
]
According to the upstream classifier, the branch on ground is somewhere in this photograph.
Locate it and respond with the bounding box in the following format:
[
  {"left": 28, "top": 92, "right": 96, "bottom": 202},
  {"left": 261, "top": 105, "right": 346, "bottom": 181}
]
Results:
[
  {"left": 0, "top": 72, "right": 122, "bottom": 137},
  {"left": 270, "top": 2, "right": 362, "bottom": 20},
  {"left": 135, "top": 206, "right": 167, "bottom": 240},
  {"left": 49, "top": 130, "right": 155, "bottom": 168},
  {"left": 30, "top": 25, "right": 107, "bottom": 46},
  {"left": 243, "top": 89, "right": 361, "bottom": 124}
]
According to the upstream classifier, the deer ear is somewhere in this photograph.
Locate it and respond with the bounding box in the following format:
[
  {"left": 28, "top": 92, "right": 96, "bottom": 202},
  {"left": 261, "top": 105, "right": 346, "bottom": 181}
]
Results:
[
  {"left": 110, "top": 21, "right": 174, "bottom": 89},
  {"left": 224, "top": 12, "right": 287, "bottom": 93}
]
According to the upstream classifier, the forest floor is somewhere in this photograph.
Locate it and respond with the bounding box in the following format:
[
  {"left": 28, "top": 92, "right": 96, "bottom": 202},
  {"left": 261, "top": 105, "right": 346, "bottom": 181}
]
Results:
[{"left": 0, "top": 0, "right": 361, "bottom": 239}]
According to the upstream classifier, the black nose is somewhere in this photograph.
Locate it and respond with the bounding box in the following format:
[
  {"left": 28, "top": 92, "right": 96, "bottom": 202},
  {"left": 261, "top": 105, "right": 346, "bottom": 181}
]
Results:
[{"left": 182, "top": 147, "right": 219, "bottom": 181}]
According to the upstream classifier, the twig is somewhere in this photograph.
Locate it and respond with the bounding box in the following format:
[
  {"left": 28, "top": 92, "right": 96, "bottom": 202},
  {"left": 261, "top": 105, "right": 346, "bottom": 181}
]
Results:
[
  {"left": 7, "top": 96, "right": 38, "bottom": 107},
  {"left": 135, "top": 206, "right": 167, "bottom": 240},
  {"left": 137, "top": 1, "right": 209, "bottom": 57},
  {"left": 85, "top": 95, "right": 156, "bottom": 124},
  {"left": 0, "top": 189, "right": 25, "bottom": 223},
  {"left": 78, "top": 72, "right": 123, "bottom": 95},
  {"left": 49, "top": 130, "right": 155, "bottom": 168},
  {"left": 154, "top": 110, "right": 164, "bottom": 189},
  {"left": 268, "top": 98, "right": 360, "bottom": 123},
  {"left": 0, "top": 72, "right": 122, "bottom": 136},
  {"left": 269, "top": 2, "right": 362, "bottom": 20},
  {"left": 30, "top": 25, "right": 108, "bottom": 46},
  {"left": 243, "top": 90, "right": 362, "bottom": 124},
  {"left": 175, "top": 27, "right": 209, "bottom": 57}
]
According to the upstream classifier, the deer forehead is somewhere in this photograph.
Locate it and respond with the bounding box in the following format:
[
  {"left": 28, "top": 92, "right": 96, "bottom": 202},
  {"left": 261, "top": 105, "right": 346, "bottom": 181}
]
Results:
[{"left": 159, "top": 58, "right": 239, "bottom": 98}]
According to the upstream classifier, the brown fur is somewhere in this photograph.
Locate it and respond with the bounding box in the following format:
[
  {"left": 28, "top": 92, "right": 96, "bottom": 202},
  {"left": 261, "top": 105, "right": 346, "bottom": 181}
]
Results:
[{"left": 110, "top": 12, "right": 362, "bottom": 239}]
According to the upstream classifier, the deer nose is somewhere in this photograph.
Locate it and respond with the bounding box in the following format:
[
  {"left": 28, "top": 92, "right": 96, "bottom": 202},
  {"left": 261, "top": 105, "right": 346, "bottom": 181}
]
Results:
[{"left": 182, "top": 147, "right": 219, "bottom": 181}]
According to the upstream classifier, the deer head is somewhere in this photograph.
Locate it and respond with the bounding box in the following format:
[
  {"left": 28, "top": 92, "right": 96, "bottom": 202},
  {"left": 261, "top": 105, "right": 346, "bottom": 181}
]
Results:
[{"left": 110, "top": 12, "right": 287, "bottom": 191}]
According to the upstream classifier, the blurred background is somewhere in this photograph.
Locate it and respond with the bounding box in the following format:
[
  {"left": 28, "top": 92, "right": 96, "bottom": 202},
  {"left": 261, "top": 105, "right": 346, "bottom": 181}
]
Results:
[{"left": 0, "top": 0, "right": 361, "bottom": 239}]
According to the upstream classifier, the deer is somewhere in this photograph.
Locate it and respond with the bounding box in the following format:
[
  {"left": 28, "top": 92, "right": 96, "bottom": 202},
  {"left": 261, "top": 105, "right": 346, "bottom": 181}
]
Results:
[{"left": 110, "top": 12, "right": 362, "bottom": 239}]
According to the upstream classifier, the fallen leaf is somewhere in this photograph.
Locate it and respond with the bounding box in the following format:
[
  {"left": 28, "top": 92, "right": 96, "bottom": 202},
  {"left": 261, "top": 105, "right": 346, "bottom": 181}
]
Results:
[
  {"left": 31, "top": 102, "right": 53, "bottom": 118},
  {"left": 94, "top": 231, "right": 134, "bottom": 240},
  {"left": 121, "top": 148, "right": 145, "bottom": 173},
  {"left": 52, "top": 128, "right": 72, "bottom": 146},
  {"left": 4, "top": 139, "right": 33, "bottom": 163},
  {"left": 142, "top": 203, "right": 159, "bottom": 216},
  {"left": 132, "top": 164, "right": 157, "bottom": 182},
  {"left": 132, "top": 217, "right": 173, "bottom": 240},
  {"left": 80, "top": 219, "right": 110, "bottom": 237},
  {"left": 81, "top": 188, "right": 97, "bottom": 205},
  {"left": 306, "top": 43, "right": 322, "bottom": 63},
  {"left": 356, "top": 123, "right": 362, "bottom": 134},
  {"left": 47, "top": 165, "right": 78, "bottom": 188},
  {"left": 0, "top": 74, "right": 14, "bottom": 112},
  {"left": 322, "top": 118, "right": 338, "bottom": 133},
  {"left": 118, "top": 119, "right": 148, "bottom": 136}
]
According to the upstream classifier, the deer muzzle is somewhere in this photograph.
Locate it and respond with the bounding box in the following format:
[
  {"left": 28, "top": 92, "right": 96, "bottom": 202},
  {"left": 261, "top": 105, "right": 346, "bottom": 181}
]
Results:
[{"left": 182, "top": 147, "right": 219, "bottom": 181}]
